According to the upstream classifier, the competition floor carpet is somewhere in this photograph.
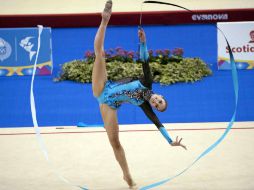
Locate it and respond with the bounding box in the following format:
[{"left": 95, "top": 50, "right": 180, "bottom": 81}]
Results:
[{"left": 0, "top": 122, "right": 254, "bottom": 190}]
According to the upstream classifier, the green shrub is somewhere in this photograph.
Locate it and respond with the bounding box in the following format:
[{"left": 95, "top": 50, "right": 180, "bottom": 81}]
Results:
[{"left": 55, "top": 57, "right": 212, "bottom": 85}]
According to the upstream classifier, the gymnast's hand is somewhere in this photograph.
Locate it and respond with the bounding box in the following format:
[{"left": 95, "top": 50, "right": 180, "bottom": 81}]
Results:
[
  {"left": 138, "top": 27, "right": 146, "bottom": 43},
  {"left": 171, "top": 136, "right": 187, "bottom": 150}
]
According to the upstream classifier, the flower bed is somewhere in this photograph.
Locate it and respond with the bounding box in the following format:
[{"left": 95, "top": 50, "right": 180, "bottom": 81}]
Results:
[{"left": 55, "top": 47, "right": 212, "bottom": 85}]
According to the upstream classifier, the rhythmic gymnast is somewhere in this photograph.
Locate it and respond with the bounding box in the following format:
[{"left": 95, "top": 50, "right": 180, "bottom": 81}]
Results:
[{"left": 92, "top": 0, "right": 187, "bottom": 188}]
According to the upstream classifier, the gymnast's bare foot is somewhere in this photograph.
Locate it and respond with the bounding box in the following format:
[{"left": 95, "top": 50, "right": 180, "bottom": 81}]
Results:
[
  {"left": 124, "top": 176, "right": 138, "bottom": 189},
  {"left": 101, "top": 0, "right": 112, "bottom": 25}
]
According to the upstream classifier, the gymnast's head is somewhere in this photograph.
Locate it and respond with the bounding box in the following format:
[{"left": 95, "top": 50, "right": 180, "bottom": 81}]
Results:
[{"left": 149, "top": 94, "right": 167, "bottom": 112}]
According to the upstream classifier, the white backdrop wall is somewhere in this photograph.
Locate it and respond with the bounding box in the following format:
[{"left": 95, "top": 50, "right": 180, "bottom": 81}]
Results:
[{"left": 1, "top": 0, "right": 254, "bottom": 15}]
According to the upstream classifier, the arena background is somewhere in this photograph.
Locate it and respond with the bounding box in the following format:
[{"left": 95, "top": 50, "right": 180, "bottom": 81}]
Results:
[
  {"left": 1, "top": 0, "right": 254, "bottom": 14},
  {"left": 0, "top": 0, "right": 254, "bottom": 128}
]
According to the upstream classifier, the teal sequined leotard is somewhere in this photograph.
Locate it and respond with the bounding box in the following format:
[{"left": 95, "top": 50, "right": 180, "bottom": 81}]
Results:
[
  {"left": 97, "top": 80, "right": 152, "bottom": 109},
  {"left": 96, "top": 41, "right": 152, "bottom": 109},
  {"left": 95, "top": 40, "right": 172, "bottom": 144}
]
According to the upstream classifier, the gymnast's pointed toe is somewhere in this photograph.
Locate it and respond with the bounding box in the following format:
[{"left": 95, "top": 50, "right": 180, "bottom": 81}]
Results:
[{"left": 104, "top": 0, "right": 113, "bottom": 13}]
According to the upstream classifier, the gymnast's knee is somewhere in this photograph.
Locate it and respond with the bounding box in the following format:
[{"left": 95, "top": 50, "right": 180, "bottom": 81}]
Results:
[
  {"left": 94, "top": 49, "right": 105, "bottom": 58},
  {"left": 109, "top": 138, "right": 122, "bottom": 150}
]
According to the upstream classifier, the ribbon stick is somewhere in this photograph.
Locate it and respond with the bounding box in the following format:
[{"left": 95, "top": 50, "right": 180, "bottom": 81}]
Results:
[
  {"left": 139, "top": 1, "right": 238, "bottom": 189},
  {"left": 30, "top": 25, "right": 88, "bottom": 190}
]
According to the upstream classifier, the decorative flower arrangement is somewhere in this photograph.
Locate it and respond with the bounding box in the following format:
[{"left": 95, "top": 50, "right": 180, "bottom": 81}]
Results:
[
  {"left": 84, "top": 47, "right": 184, "bottom": 63},
  {"left": 55, "top": 47, "right": 212, "bottom": 85}
]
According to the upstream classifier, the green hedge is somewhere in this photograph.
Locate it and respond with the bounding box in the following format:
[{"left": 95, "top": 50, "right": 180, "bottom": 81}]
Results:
[{"left": 55, "top": 57, "right": 212, "bottom": 85}]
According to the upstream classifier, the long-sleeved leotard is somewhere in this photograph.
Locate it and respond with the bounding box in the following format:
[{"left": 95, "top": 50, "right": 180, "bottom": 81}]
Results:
[
  {"left": 96, "top": 40, "right": 172, "bottom": 144},
  {"left": 138, "top": 42, "right": 173, "bottom": 144}
]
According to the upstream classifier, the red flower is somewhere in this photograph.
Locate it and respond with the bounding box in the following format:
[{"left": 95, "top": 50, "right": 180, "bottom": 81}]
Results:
[
  {"left": 85, "top": 50, "right": 92, "bottom": 58},
  {"left": 172, "top": 48, "right": 184, "bottom": 56}
]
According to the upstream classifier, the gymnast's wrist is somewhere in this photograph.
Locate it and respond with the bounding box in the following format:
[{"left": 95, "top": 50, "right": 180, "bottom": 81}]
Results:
[{"left": 159, "top": 127, "right": 173, "bottom": 144}]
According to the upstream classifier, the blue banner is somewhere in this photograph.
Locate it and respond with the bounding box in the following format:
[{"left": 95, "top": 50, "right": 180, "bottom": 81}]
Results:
[{"left": 0, "top": 27, "right": 52, "bottom": 76}]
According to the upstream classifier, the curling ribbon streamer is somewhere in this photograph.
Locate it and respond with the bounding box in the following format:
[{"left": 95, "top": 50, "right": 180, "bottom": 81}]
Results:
[
  {"left": 139, "top": 1, "right": 239, "bottom": 190},
  {"left": 30, "top": 25, "right": 88, "bottom": 190}
]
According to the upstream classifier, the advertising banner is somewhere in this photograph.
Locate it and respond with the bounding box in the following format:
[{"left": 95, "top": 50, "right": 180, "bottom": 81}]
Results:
[
  {"left": 217, "top": 21, "right": 254, "bottom": 70},
  {"left": 0, "top": 27, "right": 52, "bottom": 76}
]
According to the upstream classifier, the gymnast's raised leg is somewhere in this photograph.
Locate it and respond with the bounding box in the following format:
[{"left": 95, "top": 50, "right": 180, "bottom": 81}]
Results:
[
  {"left": 92, "top": 1, "right": 137, "bottom": 189},
  {"left": 92, "top": 1, "right": 111, "bottom": 97}
]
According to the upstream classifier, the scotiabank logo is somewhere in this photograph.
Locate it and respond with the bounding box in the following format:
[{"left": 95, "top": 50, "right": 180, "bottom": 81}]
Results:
[
  {"left": 226, "top": 44, "right": 254, "bottom": 53},
  {"left": 226, "top": 30, "right": 254, "bottom": 53}
]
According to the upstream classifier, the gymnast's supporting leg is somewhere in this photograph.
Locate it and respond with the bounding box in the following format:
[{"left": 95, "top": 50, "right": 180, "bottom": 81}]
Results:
[
  {"left": 92, "top": 0, "right": 112, "bottom": 97},
  {"left": 93, "top": 1, "right": 137, "bottom": 189},
  {"left": 100, "top": 104, "right": 137, "bottom": 189}
]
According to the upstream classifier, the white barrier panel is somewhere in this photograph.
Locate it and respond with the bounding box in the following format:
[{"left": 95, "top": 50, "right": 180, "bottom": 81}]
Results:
[{"left": 217, "top": 21, "right": 254, "bottom": 70}]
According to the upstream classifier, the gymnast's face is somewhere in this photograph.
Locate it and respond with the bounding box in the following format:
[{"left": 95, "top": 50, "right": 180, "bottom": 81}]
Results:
[{"left": 149, "top": 94, "right": 167, "bottom": 112}]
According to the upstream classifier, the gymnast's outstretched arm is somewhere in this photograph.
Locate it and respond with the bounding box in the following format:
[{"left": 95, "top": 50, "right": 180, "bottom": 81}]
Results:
[
  {"left": 140, "top": 101, "right": 173, "bottom": 143},
  {"left": 139, "top": 28, "right": 187, "bottom": 149},
  {"left": 138, "top": 28, "right": 153, "bottom": 89},
  {"left": 139, "top": 28, "right": 173, "bottom": 144},
  {"left": 140, "top": 102, "right": 187, "bottom": 149}
]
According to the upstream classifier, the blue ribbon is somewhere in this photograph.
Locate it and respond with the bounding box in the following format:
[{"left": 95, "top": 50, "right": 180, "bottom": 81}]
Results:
[
  {"left": 77, "top": 122, "right": 104, "bottom": 127},
  {"left": 31, "top": 2, "right": 238, "bottom": 190},
  {"left": 139, "top": 1, "right": 238, "bottom": 189}
]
